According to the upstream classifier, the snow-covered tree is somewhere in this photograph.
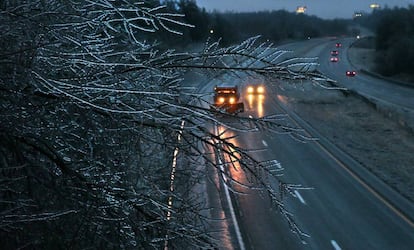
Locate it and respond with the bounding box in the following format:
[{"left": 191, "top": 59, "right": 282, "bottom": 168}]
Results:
[{"left": 0, "top": 0, "right": 326, "bottom": 248}]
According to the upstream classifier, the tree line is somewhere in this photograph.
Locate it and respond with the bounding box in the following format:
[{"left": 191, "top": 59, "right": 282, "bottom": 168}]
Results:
[
  {"left": 158, "top": 0, "right": 351, "bottom": 47},
  {"left": 356, "top": 5, "right": 414, "bottom": 80}
]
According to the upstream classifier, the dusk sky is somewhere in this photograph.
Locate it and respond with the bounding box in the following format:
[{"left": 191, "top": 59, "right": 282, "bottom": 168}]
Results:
[{"left": 195, "top": 0, "right": 414, "bottom": 19}]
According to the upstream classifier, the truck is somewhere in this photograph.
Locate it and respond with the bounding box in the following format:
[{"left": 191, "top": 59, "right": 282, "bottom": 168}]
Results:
[{"left": 211, "top": 85, "right": 244, "bottom": 114}]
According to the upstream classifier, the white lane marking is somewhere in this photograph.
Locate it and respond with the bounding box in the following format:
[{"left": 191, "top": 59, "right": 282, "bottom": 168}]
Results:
[
  {"left": 331, "top": 240, "right": 342, "bottom": 250},
  {"left": 294, "top": 190, "right": 306, "bottom": 205},
  {"left": 262, "top": 140, "right": 268, "bottom": 147},
  {"left": 215, "top": 125, "right": 246, "bottom": 250}
]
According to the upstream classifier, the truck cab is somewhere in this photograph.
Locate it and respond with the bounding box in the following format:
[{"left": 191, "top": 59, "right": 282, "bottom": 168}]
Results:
[{"left": 211, "top": 86, "right": 244, "bottom": 114}]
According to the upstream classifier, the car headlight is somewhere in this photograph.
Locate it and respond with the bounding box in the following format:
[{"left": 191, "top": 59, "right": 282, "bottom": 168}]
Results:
[
  {"left": 257, "top": 86, "right": 264, "bottom": 93},
  {"left": 247, "top": 86, "right": 254, "bottom": 93},
  {"left": 218, "top": 97, "right": 225, "bottom": 103},
  {"left": 229, "top": 97, "right": 235, "bottom": 104}
]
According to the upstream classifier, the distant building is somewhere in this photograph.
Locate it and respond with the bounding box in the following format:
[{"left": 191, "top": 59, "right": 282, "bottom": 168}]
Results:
[
  {"left": 353, "top": 12, "right": 363, "bottom": 19},
  {"left": 296, "top": 6, "right": 307, "bottom": 14}
]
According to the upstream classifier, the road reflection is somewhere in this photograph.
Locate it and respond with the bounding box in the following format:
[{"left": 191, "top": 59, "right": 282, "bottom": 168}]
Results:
[
  {"left": 216, "top": 125, "right": 249, "bottom": 193},
  {"left": 215, "top": 124, "right": 247, "bottom": 249},
  {"left": 246, "top": 94, "right": 265, "bottom": 118},
  {"left": 276, "top": 94, "right": 288, "bottom": 104}
]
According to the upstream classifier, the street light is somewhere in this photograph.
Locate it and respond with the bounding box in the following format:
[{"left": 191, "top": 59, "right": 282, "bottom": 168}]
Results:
[{"left": 370, "top": 3, "right": 380, "bottom": 9}]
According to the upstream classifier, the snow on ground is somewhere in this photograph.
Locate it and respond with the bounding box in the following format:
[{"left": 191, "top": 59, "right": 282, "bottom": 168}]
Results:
[{"left": 348, "top": 47, "right": 376, "bottom": 72}]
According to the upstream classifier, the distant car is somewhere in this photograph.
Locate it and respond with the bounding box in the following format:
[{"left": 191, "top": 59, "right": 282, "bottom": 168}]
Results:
[
  {"left": 246, "top": 85, "right": 265, "bottom": 94},
  {"left": 335, "top": 42, "right": 342, "bottom": 48},
  {"left": 331, "top": 50, "right": 339, "bottom": 56},
  {"left": 346, "top": 70, "right": 356, "bottom": 77},
  {"left": 330, "top": 57, "right": 339, "bottom": 62}
]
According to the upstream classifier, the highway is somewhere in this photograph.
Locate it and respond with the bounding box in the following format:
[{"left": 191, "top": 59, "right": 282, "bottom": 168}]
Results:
[
  {"left": 203, "top": 38, "right": 414, "bottom": 249},
  {"left": 319, "top": 38, "right": 414, "bottom": 111}
]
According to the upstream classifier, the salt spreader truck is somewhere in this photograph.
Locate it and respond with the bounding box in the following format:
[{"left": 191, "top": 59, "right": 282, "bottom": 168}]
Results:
[{"left": 211, "top": 85, "right": 244, "bottom": 114}]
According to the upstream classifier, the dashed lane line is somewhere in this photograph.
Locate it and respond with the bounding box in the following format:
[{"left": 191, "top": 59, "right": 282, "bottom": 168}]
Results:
[{"left": 331, "top": 240, "right": 342, "bottom": 250}]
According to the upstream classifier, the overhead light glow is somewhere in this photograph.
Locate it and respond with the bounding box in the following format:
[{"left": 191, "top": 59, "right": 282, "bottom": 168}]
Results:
[
  {"left": 370, "top": 3, "right": 380, "bottom": 9},
  {"left": 296, "top": 6, "right": 307, "bottom": 14}
]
